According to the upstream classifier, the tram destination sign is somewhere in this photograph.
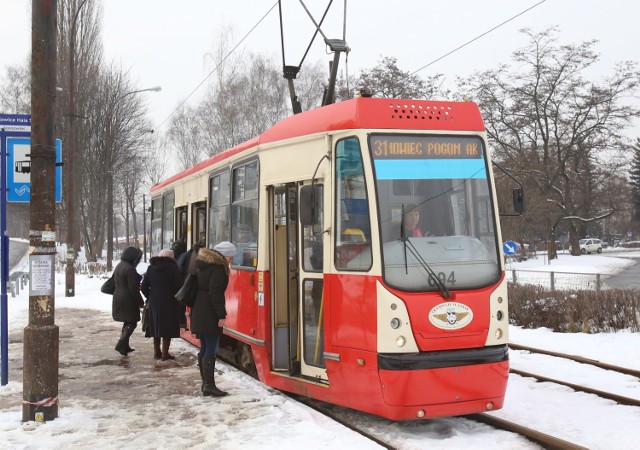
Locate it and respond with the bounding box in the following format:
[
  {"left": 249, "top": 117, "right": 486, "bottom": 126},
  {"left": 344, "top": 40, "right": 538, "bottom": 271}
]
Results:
[{"left": 370, "top": 135, "right": 483, "bottom": 160}]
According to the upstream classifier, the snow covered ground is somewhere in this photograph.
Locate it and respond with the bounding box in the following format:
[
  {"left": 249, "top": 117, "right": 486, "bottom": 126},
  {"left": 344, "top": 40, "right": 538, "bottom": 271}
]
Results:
[{"left": 1, "top": 243, "right": 639, "bottom": 449}]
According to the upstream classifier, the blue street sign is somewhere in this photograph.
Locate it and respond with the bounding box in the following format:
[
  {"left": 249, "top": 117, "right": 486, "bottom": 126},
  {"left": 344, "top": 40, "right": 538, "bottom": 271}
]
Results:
[
  {"left": 6, "top": 137, "right": 62, "bottom": 202},
  {"left": 0, "top": 114, "right": 31, "bottom": 131},
  {"left": 503, "top": 240, "right": 518, "bottom": 256}
]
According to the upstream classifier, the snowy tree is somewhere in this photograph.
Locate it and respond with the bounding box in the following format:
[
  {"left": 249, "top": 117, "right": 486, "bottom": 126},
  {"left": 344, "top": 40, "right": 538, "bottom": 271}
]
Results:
[
  {"left": 460, "top": 28, "right": 640, "bottom": 259},
  {"left": 629, "top": 138, "right": 640, "bottom": 222}
]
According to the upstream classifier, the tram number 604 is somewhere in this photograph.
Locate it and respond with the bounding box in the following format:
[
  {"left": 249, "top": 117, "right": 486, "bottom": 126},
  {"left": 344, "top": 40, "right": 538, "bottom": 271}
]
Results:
[{"left": 428, "top": 271, "right": 456, "bottom": 287}]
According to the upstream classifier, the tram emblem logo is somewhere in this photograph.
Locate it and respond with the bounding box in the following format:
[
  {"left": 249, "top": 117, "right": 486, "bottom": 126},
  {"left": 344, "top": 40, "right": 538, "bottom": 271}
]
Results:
[{"left": 429, "top": 302, "right": 473, "bottom": 330}]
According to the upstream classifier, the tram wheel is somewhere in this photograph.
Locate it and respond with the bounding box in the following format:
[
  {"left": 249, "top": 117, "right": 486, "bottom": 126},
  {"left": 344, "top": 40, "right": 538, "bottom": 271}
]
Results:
[{"left": 236, "top": 342, "right": 258, "bottom": 379}]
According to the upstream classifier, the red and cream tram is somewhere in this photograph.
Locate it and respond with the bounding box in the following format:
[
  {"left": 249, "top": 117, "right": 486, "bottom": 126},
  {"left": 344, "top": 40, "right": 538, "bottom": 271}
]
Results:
[{"left": 150, "top": 97, "right": 513, "bottom": 420}]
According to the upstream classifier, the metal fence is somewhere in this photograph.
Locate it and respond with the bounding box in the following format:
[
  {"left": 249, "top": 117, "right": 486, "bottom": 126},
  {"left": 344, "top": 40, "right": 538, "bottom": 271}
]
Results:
[
  {"left": 507, "top": 269, "right": 605, "bottom": 291},
  {"left": 508, "top": 269, "right": 640, "bottom": 291}
]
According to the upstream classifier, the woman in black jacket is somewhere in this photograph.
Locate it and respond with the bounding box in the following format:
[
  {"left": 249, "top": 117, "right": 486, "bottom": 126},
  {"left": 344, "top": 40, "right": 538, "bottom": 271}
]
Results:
[
  {"left": 190, "top": 241, "right": 236, "bottom": 397},
  {"left": 141, "top": 248, "right": 183, "bottom": 360},
  {"left": 112, "top": 246, "right": 144, "bottom": 356}
]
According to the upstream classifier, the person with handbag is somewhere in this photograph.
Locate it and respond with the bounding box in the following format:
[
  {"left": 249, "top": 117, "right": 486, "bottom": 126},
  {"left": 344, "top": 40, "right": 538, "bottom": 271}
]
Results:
[
  {"left": 190, "top": 241, "right": 236, "bottom": 397},
  {"left": 141, "top": 248, "right": 183, "bottom": 360},
  {"left": 175, "top": 239, "right": 205, "bottom": 328},
  {"left": 112, "top": 247, "right": 144, "bottom": 356}
]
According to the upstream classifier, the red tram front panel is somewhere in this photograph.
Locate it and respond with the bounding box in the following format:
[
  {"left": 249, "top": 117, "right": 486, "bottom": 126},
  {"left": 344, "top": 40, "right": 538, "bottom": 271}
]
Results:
[{"left": 252, "top": 272, "right": 508, "bottom": 420}]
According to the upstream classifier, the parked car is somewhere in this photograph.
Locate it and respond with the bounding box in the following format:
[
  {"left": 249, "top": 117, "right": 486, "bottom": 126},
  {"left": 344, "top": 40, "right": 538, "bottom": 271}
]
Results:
[{"left": 574, "top": 238, "right": 603, "bottom": 254}]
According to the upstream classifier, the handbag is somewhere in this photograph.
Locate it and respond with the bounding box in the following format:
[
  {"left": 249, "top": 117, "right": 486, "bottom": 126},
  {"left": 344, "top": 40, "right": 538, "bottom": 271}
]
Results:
[
  {"left": 141, "top": 302, "right": 150, "bottom": 333},
  {"left": 100, "top": 275, "right": 115, "bottom": 295},
  {"left": 175, "top": 273, "right": 198, "bottom": 307}
]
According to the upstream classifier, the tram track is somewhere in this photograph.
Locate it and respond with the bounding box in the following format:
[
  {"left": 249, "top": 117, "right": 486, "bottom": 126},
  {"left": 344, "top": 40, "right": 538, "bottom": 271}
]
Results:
[
  {"left": 224, "top": 358, "right": 585, "bottom": 449},
  {"left": 218, "top": 343, "right": 638, "bottom": 448},
  {"left": 509, "top": 343, "right": 640, "bottom": 378},
  {"left": 467, "top": 413, "right": 588, "bottom": 450},
  {"left": 509, "top": 342, "right": 640, "bottom": 407},
  {"left": 295, "top": 393, "right": 588, "bottom": 450}
]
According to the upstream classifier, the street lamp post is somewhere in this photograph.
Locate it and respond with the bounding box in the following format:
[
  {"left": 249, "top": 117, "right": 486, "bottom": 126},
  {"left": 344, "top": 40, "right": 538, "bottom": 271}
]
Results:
[
  {"left": 65, "top": 0, "right": 89, "bottom": 297},
  {"left": 143, "top": 194, "right": 147, "bottom": 263},
  {"left": 105, "top": 86, "right": 160, "bottom": 271}
]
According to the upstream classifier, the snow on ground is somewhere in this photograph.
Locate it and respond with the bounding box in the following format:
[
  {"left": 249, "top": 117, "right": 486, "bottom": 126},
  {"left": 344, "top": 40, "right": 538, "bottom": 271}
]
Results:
[{"left": 1, "top": 242, "right": 639, "bottom": 449}]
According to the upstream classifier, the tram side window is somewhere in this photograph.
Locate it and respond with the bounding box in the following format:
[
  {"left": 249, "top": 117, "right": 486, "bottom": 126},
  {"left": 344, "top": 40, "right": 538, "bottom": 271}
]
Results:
[
  {"left": 209, "top": 170, "right": 231, "bottom": 245},
  {"left": 176, "top": 207, "right": 188, "bottom": 243},
  {"left": 231, "top": 160, "right": 259, "bottom": 267},
  {"left": 150, "top": 197, "right": 163, "bottom": 256},
  {"left": 302, "top": 185, "right": 324, "bottom": 273},
  {"left": 335, "top": 138, "right": 372, "bottom": 271},
  {"left": 162, "top": 191, "right": 175, "bottom": 251}
]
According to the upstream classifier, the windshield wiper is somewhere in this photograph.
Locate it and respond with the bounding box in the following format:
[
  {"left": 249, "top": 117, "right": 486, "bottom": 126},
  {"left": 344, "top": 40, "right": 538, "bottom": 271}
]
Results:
[
  {"left": 400, "top": 204, "right": 409, "bottom": 274},
  {"left": 402, "top": 237, "right": 451, "bottom": 299}
]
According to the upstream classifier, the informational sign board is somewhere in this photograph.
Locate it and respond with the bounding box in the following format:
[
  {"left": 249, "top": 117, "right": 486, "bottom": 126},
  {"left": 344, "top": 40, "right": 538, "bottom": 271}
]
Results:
[
  {"left": 0, "top": 114, "right": 30, "bottom": 132},
  {"left": 503, "top": 240, "right": 518, "bottom": 256},
  {"left": 6, "top": 137, "right": 62, "bottom": 202}
]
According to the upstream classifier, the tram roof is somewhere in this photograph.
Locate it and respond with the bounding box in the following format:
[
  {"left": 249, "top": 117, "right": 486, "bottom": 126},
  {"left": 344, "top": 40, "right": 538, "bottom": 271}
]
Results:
[{"left": 151, "top": 98, "right": 485, "bottom": 192}]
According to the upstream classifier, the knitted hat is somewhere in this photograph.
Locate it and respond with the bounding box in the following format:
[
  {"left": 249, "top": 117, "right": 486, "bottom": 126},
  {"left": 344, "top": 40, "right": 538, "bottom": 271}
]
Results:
[
  {"left": 213, "top": 241, "right": 237, "bottom": 257},
  {"left": 158, "top": 248, "right": 174, "bottom": 259}
]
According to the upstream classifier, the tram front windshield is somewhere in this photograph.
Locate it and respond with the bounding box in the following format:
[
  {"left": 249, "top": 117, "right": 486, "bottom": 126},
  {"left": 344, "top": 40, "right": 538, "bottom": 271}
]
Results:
[{"left": 370, "top": 134, "right": 501, "bottom": 292}]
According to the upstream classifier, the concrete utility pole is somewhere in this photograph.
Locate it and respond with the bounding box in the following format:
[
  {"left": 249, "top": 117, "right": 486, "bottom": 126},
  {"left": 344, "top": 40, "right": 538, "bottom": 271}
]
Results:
[{"left": 23, "top": 0, "right": 60, "bottom": 422}]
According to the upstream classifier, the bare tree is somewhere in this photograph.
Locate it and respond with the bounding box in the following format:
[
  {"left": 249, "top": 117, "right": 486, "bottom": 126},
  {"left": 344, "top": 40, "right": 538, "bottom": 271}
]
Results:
[
  {"left": 57, "top": 0, "right": 103, "bottom": 263},
  {"left": 0, "top": 65, "right": 30, "bottom": 113},
  {"left": 356, "top": 56, "right": 447, "bottom": 99},
  {"left": 459, "top": 28, "right": 640, "bottom": 259},
  {"left": 167, "top": 103, "right": 206, "bottom": 170}
]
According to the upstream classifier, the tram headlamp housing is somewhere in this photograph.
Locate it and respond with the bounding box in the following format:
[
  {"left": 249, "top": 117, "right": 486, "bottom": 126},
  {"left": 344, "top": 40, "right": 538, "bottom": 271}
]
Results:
[
  {"left": 395, "top": 336, "right": 406, "bottom": 347},
  {"left": 494, "top": 328, "right": 503, "bottom": 340},
  {"left": 390, "top": 318, "right": 401, "bottom": 329}
]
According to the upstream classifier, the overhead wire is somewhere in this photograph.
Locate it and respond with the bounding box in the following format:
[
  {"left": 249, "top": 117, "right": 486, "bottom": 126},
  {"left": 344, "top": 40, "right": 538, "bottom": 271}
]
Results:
[
  {"left": 157, "top": 0, "right": 545, "bottom": 129},
  {"left": 156, "top": 1, "right": 279, "bottom": 130},
  {"left": 410, "top": 0, "right": 547, "bottom": 76}
]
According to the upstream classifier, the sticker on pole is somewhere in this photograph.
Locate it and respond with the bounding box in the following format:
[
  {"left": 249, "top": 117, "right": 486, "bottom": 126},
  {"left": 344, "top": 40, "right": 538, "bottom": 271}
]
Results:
[{"left": 503, "top": 241, "right": 518, "bottom": 256}]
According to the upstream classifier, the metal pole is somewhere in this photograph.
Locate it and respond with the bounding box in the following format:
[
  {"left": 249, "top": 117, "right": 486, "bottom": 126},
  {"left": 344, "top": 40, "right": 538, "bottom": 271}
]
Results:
[
  {"left": 0, "top": 124, "right": 29, "bottom": 387},
  {"left": 1, "top": 127, "right": 8, "bottom": 386},
  {"left": 143, "top": 194, "right": 147, "bottom": 262},
  {"left": 65, "top": 0, "right": 89, "bottom": 297},
  {"left": 23, "top": 0, "right": 59, "bottom": 422}
]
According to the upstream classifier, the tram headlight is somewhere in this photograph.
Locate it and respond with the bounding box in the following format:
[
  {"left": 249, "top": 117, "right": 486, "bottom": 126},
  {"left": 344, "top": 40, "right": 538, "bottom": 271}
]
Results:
[
  {"left": 496, "top": 310, "right": 504, "bottom": 321},
  {"left": 494, "top": 328, "right": 503, "bottom": 340},
  {"left": 390, "top": 318, "right": 401, "bottom": 329},
  {"left": 395, "top": 336, "right": 406, "bottom": 347}
]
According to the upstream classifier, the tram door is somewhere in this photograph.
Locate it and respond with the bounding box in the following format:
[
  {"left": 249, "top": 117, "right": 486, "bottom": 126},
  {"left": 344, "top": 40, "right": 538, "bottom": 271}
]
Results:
[
  {"left": 191, "top": 201, "right": 207, "bottom": 246},
  {"left": 271, "top": 184, "right": 300, "bottom": 374}
]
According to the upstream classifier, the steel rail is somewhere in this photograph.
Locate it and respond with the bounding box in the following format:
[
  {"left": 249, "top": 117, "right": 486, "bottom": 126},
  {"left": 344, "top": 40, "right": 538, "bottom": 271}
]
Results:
[{"left": 509, "top": 343, "right": 640, "bottom": 378}]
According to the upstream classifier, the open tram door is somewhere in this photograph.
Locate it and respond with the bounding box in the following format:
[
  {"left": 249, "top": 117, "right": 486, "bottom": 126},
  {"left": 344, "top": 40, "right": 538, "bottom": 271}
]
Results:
[{"left": 270, "top": 183, "right": 326, "bottom": 381}]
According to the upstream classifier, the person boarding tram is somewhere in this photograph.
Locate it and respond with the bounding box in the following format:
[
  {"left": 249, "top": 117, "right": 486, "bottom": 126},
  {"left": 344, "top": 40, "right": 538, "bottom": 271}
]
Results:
[{"left": 190, "top": 241, "right": 237, "bottom": 397}]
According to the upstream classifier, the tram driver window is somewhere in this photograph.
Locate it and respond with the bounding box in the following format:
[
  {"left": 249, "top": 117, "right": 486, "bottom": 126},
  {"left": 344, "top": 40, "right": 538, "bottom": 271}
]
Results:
[{"left": 335, "top": 138, "right": 372, "bottom": 271}]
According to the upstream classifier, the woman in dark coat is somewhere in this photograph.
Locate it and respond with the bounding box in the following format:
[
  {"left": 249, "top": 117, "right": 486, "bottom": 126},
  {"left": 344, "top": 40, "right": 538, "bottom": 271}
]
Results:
[
  {"left": 112, "top": 246, "right": 144, "bottom": 356},
  {"left": 141, "top": 248, "right": 183, "bottom": 360},
  {"left": 190, "top": 241, "right": 236, "bottom": 397}
]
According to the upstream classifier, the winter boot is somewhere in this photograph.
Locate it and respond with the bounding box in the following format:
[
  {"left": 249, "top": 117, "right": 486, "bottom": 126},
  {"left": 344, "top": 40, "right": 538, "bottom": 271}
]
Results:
[
  {"left": 198, "top": 354, "right": 204, "bottom": 392},
  {"left": 202, "top": 356, "right": 228, "bottom": 397},
  {"left": 161, "top": 338, "right": 175, "bottom": 361},
  {"left": 115, "top": 323, "right": 136, "bottom": 356},
  {"left": 153, "top": 337, "right": 162, "bottom": 359}
]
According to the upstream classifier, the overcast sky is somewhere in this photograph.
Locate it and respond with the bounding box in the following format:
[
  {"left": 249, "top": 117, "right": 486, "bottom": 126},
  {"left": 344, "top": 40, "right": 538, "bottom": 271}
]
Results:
[{"left": 1, "top": 0, "right": 639, "bottom": 137}]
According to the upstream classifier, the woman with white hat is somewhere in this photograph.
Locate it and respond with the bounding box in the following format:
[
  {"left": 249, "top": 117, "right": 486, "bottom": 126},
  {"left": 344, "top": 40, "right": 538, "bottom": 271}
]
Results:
[{"left": 189, "top": 241, "right": 236, "bottom": 397}]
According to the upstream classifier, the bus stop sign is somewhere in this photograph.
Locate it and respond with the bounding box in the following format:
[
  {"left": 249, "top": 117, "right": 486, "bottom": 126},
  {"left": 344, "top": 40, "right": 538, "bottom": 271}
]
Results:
[{"left": 6, "top": 137, "right": 62, "bottom": 202}]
